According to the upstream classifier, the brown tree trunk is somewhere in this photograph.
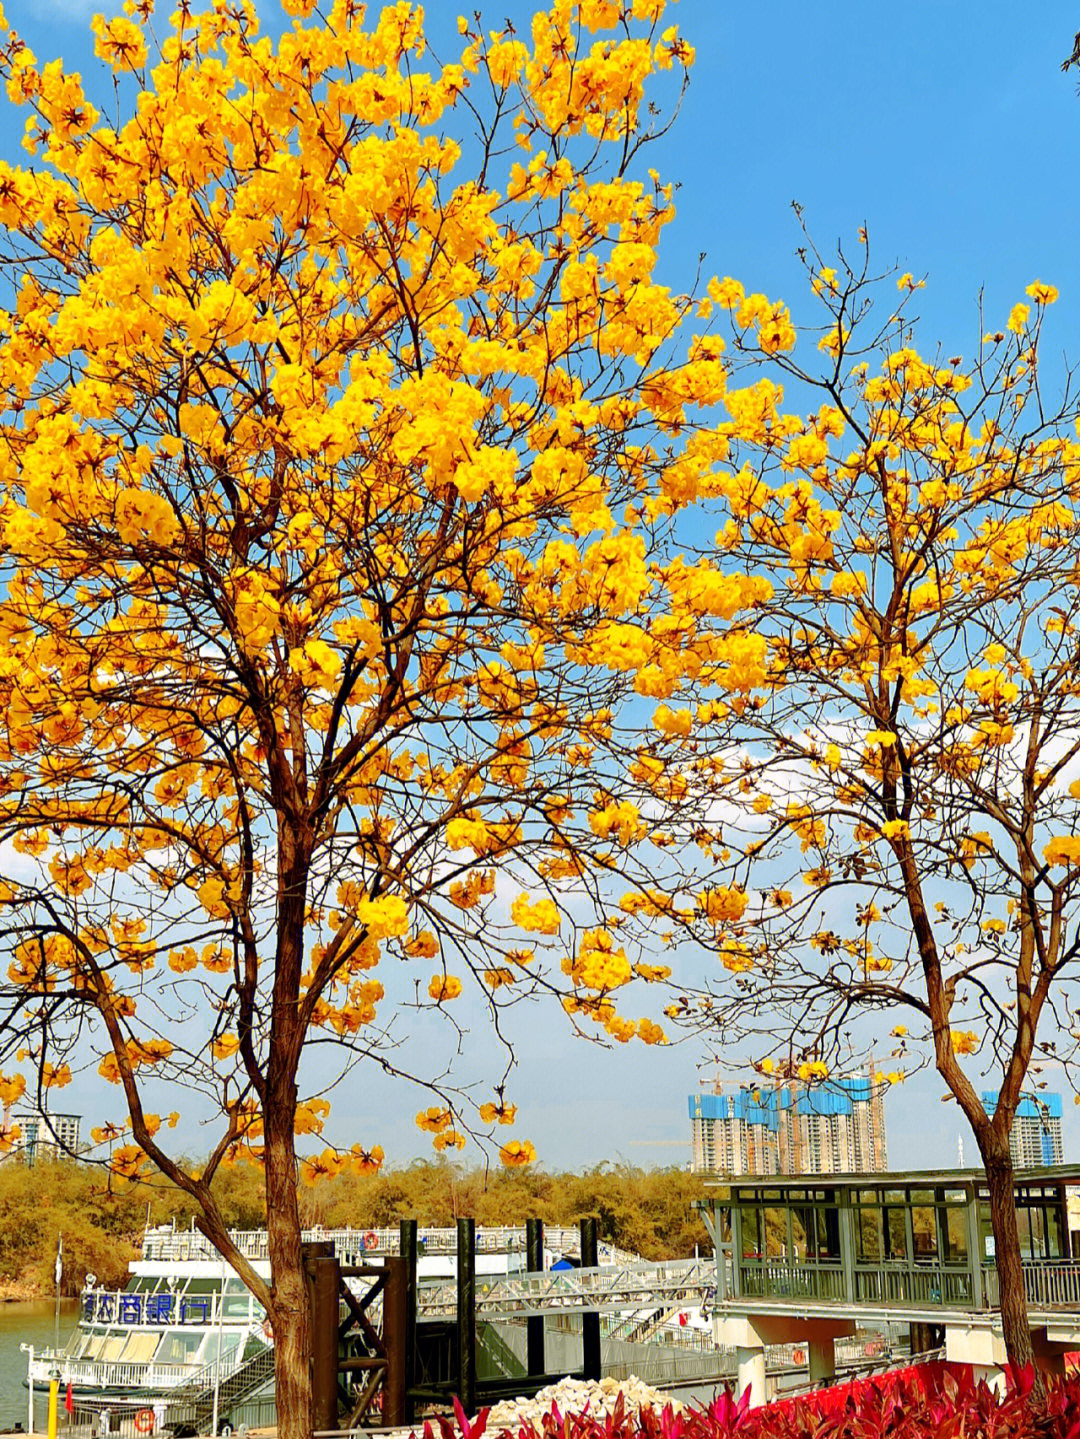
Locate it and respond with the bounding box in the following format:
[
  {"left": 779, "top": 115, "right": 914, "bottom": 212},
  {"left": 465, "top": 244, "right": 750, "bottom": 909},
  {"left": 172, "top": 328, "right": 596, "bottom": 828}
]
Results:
[
  {"left": 265, "top": 1087, "right": 314, "bottom": 1439},
  {"left": 980, "top": 1137, "right": 1036, "bottom": 1378}
]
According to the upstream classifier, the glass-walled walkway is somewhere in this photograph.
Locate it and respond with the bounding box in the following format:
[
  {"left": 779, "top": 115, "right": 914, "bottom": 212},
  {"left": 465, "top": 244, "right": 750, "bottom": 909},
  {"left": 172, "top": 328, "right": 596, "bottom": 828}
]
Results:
[{"left": 702, "top": 1167, "right": 1080, "bottom": 1315}]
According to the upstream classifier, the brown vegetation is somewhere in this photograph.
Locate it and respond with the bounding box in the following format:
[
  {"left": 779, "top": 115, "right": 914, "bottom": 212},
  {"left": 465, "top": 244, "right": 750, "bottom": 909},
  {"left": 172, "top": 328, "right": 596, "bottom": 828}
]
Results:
[{"left": 0, "top": 1159, "right": 711, "bottom": 1298}]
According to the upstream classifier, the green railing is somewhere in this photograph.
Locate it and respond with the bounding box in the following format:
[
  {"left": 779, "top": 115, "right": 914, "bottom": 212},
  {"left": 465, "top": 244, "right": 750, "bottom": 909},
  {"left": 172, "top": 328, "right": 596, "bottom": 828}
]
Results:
[
  {"left": 738, "top": 1260, "right": 974, "bottom": 1308},
  {"left": 738, "top": 1261, "right": 846, "bottom": 1301},
  {"left": 852, "top": 1264, "right": 973, "bottom": 1307}
]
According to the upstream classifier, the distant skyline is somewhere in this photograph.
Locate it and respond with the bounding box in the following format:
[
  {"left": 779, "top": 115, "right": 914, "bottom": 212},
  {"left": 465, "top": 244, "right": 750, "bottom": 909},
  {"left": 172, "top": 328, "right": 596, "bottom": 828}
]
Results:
[{"left": 2, "top": 0, "right": 1080, "bottom": 1174}]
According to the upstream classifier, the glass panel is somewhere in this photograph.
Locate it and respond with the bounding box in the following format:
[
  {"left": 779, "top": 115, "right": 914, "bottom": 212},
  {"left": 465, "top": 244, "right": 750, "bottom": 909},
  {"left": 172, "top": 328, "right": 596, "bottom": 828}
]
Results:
[
  {"left": 857, "top": 1208, "right": 882, "bottom": 1261},
  {"left": 1016, "top": 1207, "right": 1035, "bottom": 1259},
  {"left": 911, "top": 1190, "right": 934, "bottom": 1204},
  {"left": 883, "top": 1190, "right": 906, "bottom": 1203},
  {"left": 1047, "top": 1205, "right": 1064, "bottom": 1258},
  {"left": 858, "top": 1190, "right": 879, "bottom": 1205},
  {"left": 943, "top": 1189, "right": 966, "bottom": 1203},
  {"left": 741, "top": 1207, "right": 762, "bottom": 1260},
  {"left": 788, "top": 1203, "right": 805, "bottom": 1260},
  {"left": 884, "top": 1207, "right": 909, "bottom": 1260},
  {"left": 817, "top": 1207, "right": 842, "bottom": 1261},
  {"left": 942, "top": 1207, "right": 968, "bottom": 1263},
  {"left": 764, "top": 1207, "right": 788, "bottom": 1257},
  {"left": 154, "top": 1330, "right": 205, "bottom": 1365},
  {"left": 222, "top": 1283, "right": 251, "bottom": 1318},
  {"left": 203, "top": 1332, "right": 242, "bottom": 1364},
  {"left": 978, "top": 1200, "right": 995, "bottom": 1260},
  {"left": 911, "top": 1206, "right": 938, "bottom": 1259}
]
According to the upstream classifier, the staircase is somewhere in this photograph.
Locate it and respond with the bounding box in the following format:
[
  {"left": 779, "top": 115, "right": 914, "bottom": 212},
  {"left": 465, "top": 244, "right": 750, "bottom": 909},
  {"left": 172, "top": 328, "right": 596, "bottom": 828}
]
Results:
[{"left": 165, "top": 1346, "right": 277, "bottom": 1431}]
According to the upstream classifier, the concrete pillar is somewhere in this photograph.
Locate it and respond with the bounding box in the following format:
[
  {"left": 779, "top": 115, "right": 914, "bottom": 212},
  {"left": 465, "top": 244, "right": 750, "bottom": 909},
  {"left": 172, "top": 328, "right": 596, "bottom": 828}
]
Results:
[
  {"left": 971, "top": 1364, "right": 1006, "bottom": 1395},
  {"left": 808, "top": 1337, "right": 835, "bottom": 1386},
  {"left": 736, "top": 1346, "right": 767, "bottom": 1409}
]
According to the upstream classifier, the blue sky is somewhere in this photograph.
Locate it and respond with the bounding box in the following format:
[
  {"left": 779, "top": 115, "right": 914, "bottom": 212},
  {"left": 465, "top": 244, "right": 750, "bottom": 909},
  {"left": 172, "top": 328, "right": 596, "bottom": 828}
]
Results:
[{"left": 3, "top": 0, "right": 1080, "bottom": 1176}]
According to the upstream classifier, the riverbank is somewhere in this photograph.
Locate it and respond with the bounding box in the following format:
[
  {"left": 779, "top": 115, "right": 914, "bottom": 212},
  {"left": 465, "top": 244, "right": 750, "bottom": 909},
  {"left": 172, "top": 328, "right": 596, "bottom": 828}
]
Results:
[{"left": 0, "top": 1283, "right": 48, "bottom": 1304}]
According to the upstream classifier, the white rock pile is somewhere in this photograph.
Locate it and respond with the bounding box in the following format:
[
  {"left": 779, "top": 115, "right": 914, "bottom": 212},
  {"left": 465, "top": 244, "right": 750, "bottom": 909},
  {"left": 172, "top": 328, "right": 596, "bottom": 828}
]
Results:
[{"left": 483, "top": 1375, "right": 679, "bottom": 1433}]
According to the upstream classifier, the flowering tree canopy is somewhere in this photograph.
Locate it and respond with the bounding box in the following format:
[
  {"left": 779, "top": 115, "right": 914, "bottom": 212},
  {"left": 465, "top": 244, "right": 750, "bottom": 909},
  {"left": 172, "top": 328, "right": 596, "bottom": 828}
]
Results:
[
  {"left": 0, "top": 0, "right": 760, "bottom": 1430},
  {"left": 649, "top": 236, "right": 1080, "bottom": 1372}
]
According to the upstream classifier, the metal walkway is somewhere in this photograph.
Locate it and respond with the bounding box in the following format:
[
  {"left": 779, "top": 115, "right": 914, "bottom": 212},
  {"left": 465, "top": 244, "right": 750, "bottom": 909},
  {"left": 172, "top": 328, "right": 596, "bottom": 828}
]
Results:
[{"left": 416, "top": 1258, "right": 716, "bottom": 1320}]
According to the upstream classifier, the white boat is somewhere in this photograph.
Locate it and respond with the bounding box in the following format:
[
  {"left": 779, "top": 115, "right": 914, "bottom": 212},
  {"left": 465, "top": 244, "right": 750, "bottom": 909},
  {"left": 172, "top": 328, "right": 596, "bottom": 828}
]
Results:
[{"left": 25, "top": 1224, "right": 617, "bottom": 1432}]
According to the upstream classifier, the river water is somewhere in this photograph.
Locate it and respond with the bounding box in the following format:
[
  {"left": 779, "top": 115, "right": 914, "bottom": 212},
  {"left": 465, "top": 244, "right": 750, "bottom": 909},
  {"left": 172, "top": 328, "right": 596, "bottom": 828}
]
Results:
[{"left": 0, "top": 1301, "right": 78, "bottom": 1432}]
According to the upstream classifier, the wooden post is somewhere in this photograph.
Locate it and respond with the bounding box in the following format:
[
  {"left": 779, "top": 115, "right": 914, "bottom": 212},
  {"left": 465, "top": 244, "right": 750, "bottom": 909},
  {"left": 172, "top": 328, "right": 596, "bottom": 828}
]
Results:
[
  {"left": 579, "top": 1218, "right": 601, "bottom": 1382},
  {"left": 400, "top": 1219, "right": 418, "bottom": 1422},
  {"left": 526, "top": 1219, "right": 545, "bottom": 1376},
  {"left": 456, "top": 1218, "right": 476, "bottom": 1415},
  {"left": 303, "top": 1242, "right": 339, "bottom": 1434},
  {"left": 382, "top": 1256, "right": 408, "bottom": 1428}
]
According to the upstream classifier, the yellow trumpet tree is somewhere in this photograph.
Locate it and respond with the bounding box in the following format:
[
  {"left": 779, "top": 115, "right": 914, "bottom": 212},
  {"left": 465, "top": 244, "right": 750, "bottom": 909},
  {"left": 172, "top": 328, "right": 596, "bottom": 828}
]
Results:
[
  {"left": 0, "top": 1, "right": 741, "bottom": 1431},
  {"left": 642, "top": 238, "right": 1080, "bottom": 1374}
]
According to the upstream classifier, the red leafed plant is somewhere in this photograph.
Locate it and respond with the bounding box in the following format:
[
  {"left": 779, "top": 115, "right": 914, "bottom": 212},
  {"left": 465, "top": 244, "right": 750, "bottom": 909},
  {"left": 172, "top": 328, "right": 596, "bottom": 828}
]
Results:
[{"left": 421, "top": 1364, "right": 1080, "bottom": 1439}]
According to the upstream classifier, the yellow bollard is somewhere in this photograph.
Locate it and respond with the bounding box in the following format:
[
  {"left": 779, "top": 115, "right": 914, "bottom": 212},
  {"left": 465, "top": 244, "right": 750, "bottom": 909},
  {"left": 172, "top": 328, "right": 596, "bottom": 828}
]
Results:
[{"left": 47, "top": 1377, "right": 59, "bottom": 1439}]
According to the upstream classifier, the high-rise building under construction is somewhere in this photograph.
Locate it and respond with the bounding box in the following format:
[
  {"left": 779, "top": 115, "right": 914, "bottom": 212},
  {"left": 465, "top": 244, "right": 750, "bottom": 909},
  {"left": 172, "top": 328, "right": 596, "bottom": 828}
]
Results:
[{"left": 688, "top": 1069, "right": 888, "bottom": 1176}]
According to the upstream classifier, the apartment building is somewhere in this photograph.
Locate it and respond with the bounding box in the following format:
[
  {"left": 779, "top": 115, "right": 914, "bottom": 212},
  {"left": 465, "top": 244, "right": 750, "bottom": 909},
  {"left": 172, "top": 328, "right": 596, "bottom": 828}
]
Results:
[{"left": 689, "top": 1070, "right": 888, "bottom": 1176}]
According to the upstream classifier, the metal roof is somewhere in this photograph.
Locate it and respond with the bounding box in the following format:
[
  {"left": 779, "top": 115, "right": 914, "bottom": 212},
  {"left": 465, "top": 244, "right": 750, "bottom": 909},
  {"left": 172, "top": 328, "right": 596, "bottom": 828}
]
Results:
[{"left": 701, "top": 1162, "right": 1080, "bottom": 1191}]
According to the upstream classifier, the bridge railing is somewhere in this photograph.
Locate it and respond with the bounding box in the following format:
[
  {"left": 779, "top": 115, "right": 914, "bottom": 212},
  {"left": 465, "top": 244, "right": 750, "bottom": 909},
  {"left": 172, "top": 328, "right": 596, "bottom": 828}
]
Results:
[
  {"left": 852, "top": 1264, "right": 973, "bottom": 1308},
  {"left": 735, "top": 1256, "right": 1080, "bottom": 1313},
  {"left": 417, "top": 1257, "right": 716, "bottom": 1319},
  {"left": 984, "top": 1258, "right": 1080, "bottom": 1309},
  {"left": 737, "top": 1261, "right": 846, "bottom": 1302}
]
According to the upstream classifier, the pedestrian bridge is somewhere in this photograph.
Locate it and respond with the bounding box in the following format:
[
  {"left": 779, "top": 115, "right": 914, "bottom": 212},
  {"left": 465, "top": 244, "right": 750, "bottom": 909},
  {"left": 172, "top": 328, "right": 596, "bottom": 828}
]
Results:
[
  {"left": 697, "top": 1164, "right": 1080, "bottom": 1404},
  {"left": 416, "top": 1257, "right": 716, "bottom": 1319}
]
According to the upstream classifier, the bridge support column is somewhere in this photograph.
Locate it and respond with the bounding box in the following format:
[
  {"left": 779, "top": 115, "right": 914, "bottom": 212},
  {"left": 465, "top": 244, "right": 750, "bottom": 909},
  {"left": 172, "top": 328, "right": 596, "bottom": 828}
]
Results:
[
  {"left": 580, "top": 1218, "right": 601, "bottom": 1382},
  {"left": 807, "top": 1337, "right": 835, "bottom": 1386},
  {"left": 526, "top": 1219, "right": 545, "bottom": 1377},
  {"left": 735, "top": 1346, "right": 766, "bottom": 1409}
]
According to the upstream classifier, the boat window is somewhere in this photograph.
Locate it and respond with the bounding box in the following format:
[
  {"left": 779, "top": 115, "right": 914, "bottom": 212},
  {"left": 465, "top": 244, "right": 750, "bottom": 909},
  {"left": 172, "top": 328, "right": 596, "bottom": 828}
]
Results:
[
  {"left": 98, "top": 1335, "right": 128, "bottom": 1362},
  {"left": 203, "top": 1332, "right": 242, "bottom": 1364},
  {"left": 154, "top": 1330, "right": 206, "bottom": 1365},
  {"left": 119, "top": 1333, "right": 159, "bottom": 1364},
  {"left": 221, "top": 1284, "right": 252, "bottom": 1319},
  {"left": 80, "top": 1333, "right": 109, "bottom": 1361}
]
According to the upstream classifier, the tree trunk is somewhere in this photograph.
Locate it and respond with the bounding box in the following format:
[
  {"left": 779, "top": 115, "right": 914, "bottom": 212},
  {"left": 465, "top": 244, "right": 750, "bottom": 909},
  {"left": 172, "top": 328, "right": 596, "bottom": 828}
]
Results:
[
  {"left": 265, "top": 1081, "right": 313, "bottom": 1439},
  {"left": 980, "top": 1138, "right": 1036, "bottom": 1377}
]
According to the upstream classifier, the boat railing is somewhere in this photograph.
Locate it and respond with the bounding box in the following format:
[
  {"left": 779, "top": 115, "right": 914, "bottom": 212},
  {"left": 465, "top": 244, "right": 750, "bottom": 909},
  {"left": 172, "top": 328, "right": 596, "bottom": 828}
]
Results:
[
  {"left": 27, "top": 1355, "right": 233, "bottom": 1391},
  {"left": 140, "top": 1225, "right": 630, "bottom": 1263}
]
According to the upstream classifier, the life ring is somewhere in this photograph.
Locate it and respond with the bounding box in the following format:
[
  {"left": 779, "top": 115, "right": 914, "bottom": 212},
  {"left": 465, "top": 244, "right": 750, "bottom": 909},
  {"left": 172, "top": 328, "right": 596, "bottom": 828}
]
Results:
[
  {"left": 363, "top": 1231, "right": 378, "bottom": 1251},
  {"left": 792, "top": 1349, "right": 806, "bottom": 1367},
  {"left": 134, "top": 1410, "right": 155, "bottom": 1434}
]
